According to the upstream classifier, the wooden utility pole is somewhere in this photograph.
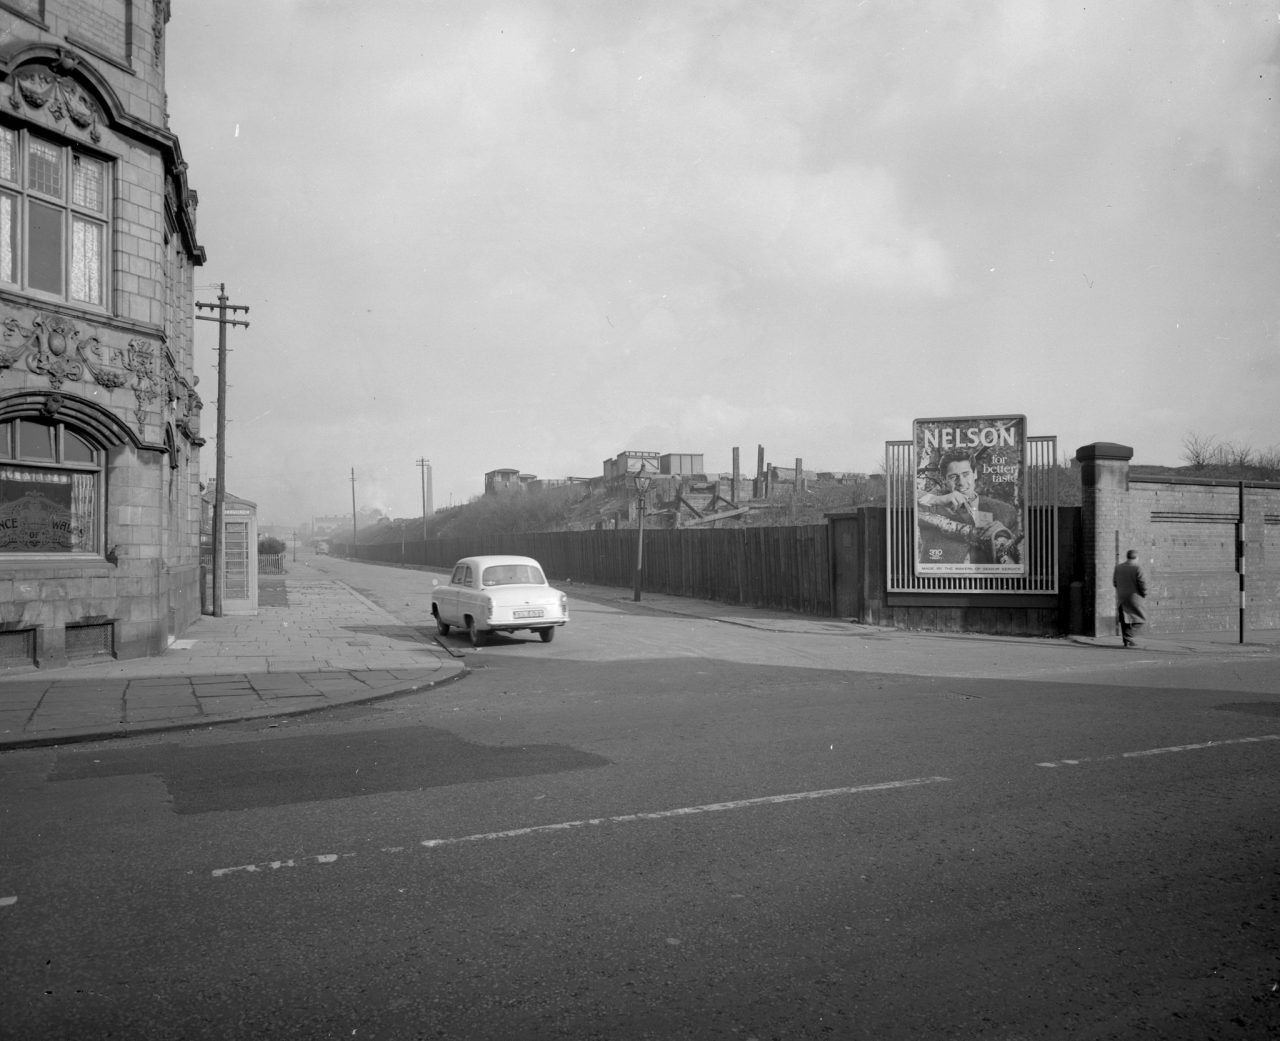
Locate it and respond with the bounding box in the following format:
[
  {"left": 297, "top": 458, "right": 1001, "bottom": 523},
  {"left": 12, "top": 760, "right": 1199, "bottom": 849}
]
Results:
[
  {"left": 416, "top": 457, "right": 433, "bottom": 540},
  {"left": 195, "top": 284, "right": 249, "bottom": 617},
  {"left": 350, "top": 468, "right": 358, "bottom": 554}
]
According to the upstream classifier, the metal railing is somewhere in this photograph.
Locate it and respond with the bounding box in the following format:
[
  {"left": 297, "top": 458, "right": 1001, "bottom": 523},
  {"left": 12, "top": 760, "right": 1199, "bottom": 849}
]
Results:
[{"left": 885, "top": 436, "right": 1059, "bottom": 594}]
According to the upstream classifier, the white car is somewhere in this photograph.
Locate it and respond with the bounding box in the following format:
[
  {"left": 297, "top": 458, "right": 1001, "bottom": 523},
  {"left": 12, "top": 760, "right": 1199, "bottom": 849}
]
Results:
[{"left": 431, "top": 555, "right": 569, "bottom": 647}]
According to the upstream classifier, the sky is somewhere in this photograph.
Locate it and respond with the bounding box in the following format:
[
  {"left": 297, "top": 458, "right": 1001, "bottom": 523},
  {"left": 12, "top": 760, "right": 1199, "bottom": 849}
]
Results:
[{"left": 165, "top": 0, "right": 1280, "bottom": 526}]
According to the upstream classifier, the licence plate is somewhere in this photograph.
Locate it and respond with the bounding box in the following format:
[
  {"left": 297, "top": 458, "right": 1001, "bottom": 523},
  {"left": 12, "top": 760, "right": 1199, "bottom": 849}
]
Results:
[{"left": 514, "top": 609, "right": 544, "bottom": 619}]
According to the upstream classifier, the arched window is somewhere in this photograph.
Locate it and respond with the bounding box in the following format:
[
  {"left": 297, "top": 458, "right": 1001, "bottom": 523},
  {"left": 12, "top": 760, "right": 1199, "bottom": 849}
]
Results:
[{"left": 0, "top": 416, "right": 103, "bottom": 554}]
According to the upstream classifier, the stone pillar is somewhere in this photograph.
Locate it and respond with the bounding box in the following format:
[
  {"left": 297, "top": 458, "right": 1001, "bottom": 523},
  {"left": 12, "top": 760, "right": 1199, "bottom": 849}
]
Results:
[{"left": 1075, "top": 442, "right": 1133, "bottom": 637}]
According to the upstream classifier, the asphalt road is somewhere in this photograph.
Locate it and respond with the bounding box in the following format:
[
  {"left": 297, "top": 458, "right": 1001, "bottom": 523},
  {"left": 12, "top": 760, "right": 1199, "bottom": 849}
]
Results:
[{"left": 2, "top": 557, "right": 1278, "bottom": 1040}]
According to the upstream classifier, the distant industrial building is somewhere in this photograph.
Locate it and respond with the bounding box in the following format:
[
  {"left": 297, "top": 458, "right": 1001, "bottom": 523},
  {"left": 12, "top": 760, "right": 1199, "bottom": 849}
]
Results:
[{"left": 484, "top": 468, "right": 536, "bottom": 495}]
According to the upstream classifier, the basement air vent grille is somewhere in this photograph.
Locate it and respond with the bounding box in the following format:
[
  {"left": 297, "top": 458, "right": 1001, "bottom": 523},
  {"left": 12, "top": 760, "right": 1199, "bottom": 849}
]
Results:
[
  {"left": 65, "top": 622, "right": 114, "bottom": 659},
  {"left": 0, "top": 628, "right": 36, "bottom": 668}
]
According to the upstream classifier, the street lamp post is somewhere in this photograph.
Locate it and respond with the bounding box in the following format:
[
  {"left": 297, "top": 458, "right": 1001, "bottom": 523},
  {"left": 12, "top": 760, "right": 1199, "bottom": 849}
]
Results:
[{"left": 632, "top": 463, "right": 652, "bottom": 602}]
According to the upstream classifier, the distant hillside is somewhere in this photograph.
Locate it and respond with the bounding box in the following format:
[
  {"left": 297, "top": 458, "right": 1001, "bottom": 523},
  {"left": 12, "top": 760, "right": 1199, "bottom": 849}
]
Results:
[
  {"left": 349, "top": 460, "right": 1277, "bottom": 545},
  {"left": 352, "top": 479, "right": 878, "bottom": 544},
  {"left": 1131, "top": 463, "right": 1280, "bottom": 483}
]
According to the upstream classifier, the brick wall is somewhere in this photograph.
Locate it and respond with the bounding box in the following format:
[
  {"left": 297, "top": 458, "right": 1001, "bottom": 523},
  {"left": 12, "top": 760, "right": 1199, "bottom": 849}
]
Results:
[
  {"left": 1077, "top": 443, "right": 1280, "bottom": 636},
  {"left": 1127, "top": 478, "right": 1280, "bottom": 632}
]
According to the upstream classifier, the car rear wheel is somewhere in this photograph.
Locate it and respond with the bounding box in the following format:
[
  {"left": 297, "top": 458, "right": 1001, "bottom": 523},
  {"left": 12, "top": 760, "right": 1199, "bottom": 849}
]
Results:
[
  {"left": 434, "top": 611, "right": 450, "bottom": 636},
  {"left": 538, "top": 627, "right": 555, "bottom": 643},
  {"left": 467, "top": 617, "right": 486, "bottom": 648}
]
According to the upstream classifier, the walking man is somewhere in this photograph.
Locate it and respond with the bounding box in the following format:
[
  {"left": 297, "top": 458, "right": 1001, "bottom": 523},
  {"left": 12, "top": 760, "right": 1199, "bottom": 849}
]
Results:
[{"left": 1113, "top": 549, "right": 1149, "bottom": 648}]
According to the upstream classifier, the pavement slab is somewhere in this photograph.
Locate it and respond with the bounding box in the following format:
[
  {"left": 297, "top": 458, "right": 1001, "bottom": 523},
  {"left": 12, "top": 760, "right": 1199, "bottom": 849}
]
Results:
[{"left": 0, "top": 560, "right": 467, "bottom": 749}]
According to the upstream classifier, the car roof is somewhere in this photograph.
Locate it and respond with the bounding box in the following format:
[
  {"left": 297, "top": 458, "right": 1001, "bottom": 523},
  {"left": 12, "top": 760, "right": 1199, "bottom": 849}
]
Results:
[{"left": 453, "top": 555, "right": 543, "bottom": 569}]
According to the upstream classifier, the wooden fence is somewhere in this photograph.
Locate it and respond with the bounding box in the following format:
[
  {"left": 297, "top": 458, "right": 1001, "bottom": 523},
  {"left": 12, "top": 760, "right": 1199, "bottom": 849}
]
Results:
[
  {"left": 335, "top": 507, "right": 1090, "bottom": 633},
  {"left": 341, "top": 525, "right": 833, "bottom": 616}
]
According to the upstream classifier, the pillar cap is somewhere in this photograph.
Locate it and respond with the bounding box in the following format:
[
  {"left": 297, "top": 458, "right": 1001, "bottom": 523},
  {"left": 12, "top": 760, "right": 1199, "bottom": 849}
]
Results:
[{"left": 1075, "top": 442, "right": 1134, "bottom": 464}]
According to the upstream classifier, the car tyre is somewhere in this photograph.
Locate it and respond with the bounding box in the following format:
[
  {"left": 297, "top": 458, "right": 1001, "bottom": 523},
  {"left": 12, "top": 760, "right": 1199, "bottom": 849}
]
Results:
[
  {"left": 434, "top": 611, "right": 450, "bottom": 637},
  {"left": 538, "top": 627, "right": 555, "bottom": 643},
  {"left": 468, "top": 617, "right": 486, "bottom": 648}
]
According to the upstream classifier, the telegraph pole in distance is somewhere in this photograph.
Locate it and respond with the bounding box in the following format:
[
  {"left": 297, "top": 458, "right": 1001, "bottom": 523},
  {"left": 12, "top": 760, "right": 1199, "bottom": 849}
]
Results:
[
  {"left": 196, "top": 283, "right": 250, "bottom": 617},
  {"left": 416, "top": 457, "right": 432, "bottom": 541},
  {"left": 350, "top": 468, "right": 358, "bottom": 556}
]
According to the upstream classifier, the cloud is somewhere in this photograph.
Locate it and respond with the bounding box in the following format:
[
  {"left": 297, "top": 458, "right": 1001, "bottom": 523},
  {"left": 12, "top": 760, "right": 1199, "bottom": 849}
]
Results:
[{"left": 168, "top": 0, "right": 1280, "bottom": 517}]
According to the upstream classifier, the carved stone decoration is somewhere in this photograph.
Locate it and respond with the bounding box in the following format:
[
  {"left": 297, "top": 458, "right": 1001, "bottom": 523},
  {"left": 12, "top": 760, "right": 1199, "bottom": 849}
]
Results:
[
  {"left": 1, "top": 313, "right": 86, "bottom": 389},
  {"left": 41, "top": 394, "right": 64, "bottom": 417},
  {"left": 186, "top": 382, "right": 203, "bottom": 439},
  {"left": 8, "top": 57, "right": 104, "bottom": 143},
  {"left": 154, "top": 2, "right": 169, "bottom": 69},
  {"left": 159, "top": 349, "right": 202, "bottom": 438},
  {"left": 78, "top": 341, "right": 129, "bottom": 389},
  {"left": 124, "top": 338, "right": 159, "bottom": 429},
  {"left": 0, "top": 311, "right": 138, "bottom": 396}
]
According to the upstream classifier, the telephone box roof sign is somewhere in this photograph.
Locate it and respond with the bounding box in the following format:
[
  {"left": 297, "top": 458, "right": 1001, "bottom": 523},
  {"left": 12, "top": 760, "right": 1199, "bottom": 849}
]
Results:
[{"left": 913, "top": 415, "right": 1027, "bottom": 578}]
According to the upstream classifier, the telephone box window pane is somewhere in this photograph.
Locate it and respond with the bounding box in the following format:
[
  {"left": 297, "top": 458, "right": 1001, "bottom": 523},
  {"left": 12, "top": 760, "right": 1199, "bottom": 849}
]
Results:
[
  {"left": 225, "top": 520, "right": 250, "bottom": 598},
  {"left": 17, "top": 420, "right": 53, "bottom": 460},
  {"left": 27, "top": 137, "right": 61, "bottom": 197},
  {"left": 28, "top": 199, "right": 62, "bottom": 294},
  {"left": 71, "top": 216, "right": 102, "bottom": 304}
]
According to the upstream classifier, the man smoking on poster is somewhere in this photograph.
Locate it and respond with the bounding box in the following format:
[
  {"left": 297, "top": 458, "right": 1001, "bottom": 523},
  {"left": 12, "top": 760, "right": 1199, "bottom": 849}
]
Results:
[{"left": 917, "top": 449, "right": 1021, "bottom": 565}]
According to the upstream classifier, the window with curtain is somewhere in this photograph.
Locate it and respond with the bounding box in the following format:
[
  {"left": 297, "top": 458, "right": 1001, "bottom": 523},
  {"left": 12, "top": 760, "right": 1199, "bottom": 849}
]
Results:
[
  {"left": 0, "top": 417, "right": 103, "bottom": 554},
  {"left": 0, "top": 123, "right": 108, "bottom": 307}
]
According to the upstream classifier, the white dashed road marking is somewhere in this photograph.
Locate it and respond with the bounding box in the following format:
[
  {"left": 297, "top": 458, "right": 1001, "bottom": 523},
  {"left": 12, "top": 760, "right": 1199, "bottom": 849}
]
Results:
[
  {"left": 210, "top": 776, "right": 952, "bottom": 879},
  {"left": 414, "top": 776, "right": 951, "bottom": 850},
  {"left": 0, "top": 896, "right": 16, "bottom": 908},
  {"left": 212, "top": 853, "right": 354, "bottom": 878},
  {"left": 1036, "top": 733, "right": 1280, "bottom": 768}
]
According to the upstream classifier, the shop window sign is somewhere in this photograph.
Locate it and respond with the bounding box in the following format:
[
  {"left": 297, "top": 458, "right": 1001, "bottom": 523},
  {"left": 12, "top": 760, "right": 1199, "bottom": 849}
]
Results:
[{"left": 0, "top": 466, "right": 90, "bottom": 551}]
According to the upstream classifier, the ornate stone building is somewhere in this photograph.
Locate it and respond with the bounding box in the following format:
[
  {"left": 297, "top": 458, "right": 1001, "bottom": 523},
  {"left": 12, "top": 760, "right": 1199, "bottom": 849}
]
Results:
[{"left": 0, "top": 1, "right": 206, "bottom": 667}]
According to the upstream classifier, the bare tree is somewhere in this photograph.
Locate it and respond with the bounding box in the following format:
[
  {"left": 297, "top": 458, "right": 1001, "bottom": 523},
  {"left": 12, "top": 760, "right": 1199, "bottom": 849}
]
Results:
[
  {"left": 1257, "top": 445, "right": 1280, "bottom": 472},
  {"left": 1225, "top": 441, "right": 1255, "bottom": 468},
  {"left": 1181, "top": 432, "right": 1217, "bottom": 469},
  {"left": 1182, "top": 432, "right": 1280, "bottom": 480}
]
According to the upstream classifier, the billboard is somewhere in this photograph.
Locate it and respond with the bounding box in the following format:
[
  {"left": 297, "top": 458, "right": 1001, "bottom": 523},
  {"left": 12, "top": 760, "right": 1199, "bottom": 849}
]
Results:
[{"left": 912, "top": 415, "right": 1026, "bottom": 577}]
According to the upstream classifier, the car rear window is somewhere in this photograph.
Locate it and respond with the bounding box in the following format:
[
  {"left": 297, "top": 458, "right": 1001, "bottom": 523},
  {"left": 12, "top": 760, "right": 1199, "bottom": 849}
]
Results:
[{"left": 482, "top": 564, "right": 545, "bottom": 586}]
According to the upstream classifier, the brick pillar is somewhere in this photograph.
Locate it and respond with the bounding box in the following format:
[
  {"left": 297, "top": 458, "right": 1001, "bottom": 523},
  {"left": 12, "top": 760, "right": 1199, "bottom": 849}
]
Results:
[{"left": 1075, "top": 442, "right": 1133, "bottom": 637}]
